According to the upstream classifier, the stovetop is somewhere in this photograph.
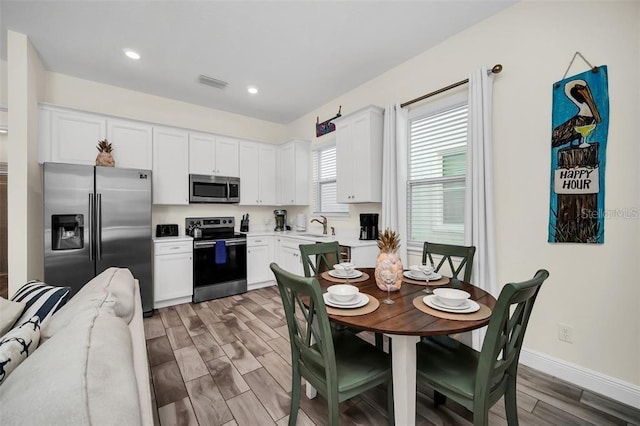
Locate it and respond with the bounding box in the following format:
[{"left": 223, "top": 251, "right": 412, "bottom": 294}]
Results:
[{"left": 186, "top": 216, "right": 246, "bottom": 241}]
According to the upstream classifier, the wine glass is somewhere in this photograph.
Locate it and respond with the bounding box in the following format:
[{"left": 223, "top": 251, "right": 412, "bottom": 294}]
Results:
[
  {"left": 421, "top": 261, "right": 434, "bottom": 295},
  {"left": 341, "top": 254, "right": 354, "bottom": 284},
  {"left": 380, "top": 270, "right": 397, "bottom": 305}
]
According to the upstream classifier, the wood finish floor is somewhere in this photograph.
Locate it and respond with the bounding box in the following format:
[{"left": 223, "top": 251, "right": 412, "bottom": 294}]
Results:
[{"left": 143, "top": 286, "right": 640, "bottom": 426}]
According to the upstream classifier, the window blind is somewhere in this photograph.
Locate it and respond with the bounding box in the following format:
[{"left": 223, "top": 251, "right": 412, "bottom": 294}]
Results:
[
  {"left": 408, "top": 103, "right": 468, "bottom": 245},
  {"left": 312, "top": 145, "right": 348, "bottom": 214}
]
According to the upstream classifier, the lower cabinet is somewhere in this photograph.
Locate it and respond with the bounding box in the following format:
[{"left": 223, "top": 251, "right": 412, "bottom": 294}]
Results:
[
  {"left": 247, "top": 236, "right": 273, "bottom": 289},
  {"left": 153, "top": 238, "right": 193, "bottom": 308},
  {"left": 275, "top": 237, "right": 306, "bottom": 275}
]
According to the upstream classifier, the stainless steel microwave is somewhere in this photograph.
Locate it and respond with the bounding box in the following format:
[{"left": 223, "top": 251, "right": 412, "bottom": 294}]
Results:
[{"left": 189, "top": 174, "right": 240, "bottom": 203}]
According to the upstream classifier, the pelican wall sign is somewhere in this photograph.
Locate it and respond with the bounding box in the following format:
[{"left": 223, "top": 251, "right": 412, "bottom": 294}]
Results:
[{"left": 548, "top": 66, "right": 609, "bottom": 244}]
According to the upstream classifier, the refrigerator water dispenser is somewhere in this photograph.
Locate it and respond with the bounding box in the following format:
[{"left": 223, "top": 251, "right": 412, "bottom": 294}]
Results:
[{"left": 52, "top": 214, "right": 84, "bottom": 250}]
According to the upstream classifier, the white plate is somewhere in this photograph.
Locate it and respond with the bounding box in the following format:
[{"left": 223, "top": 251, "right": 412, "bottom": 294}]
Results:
[
  {"left": 430, "top": 296, "right": 471, "bottom": 311},
  {"left": 423, "top": 295, "right": 480, "bottom": 313},
  {"left": 403, "top": 270, "right": 442, "bottom": 281},
  {"left": 323, "top": 292, "right": 369, "bottom": 309},
  {"left": 328, "top": 269, "right": 363, "bottom": 279}
]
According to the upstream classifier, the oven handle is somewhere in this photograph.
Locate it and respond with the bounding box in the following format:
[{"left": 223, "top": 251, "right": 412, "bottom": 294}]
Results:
[{"left": 194, "top": 239, "right": 247, "bottom": 249}]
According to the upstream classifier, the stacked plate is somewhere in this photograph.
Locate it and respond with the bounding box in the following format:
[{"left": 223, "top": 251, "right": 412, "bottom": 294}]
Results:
[
  {"left": 328, "top": 269, "right": 364, "bottom": 279},
  {"left": 403, "top": 270, "right": 442, "bottom": 281},
  {"left": 423, "top": 294, "right": 480, "bottom": 313},
  {"left": 323, "top": 293, "right": 369, "bottom": 309}
]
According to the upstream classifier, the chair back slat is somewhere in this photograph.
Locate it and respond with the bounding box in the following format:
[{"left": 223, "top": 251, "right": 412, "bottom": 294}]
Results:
[
  {"left": 270, "top": 263, "right": 338, "bottom": 380},
  {"left": 422, "top": 242, "right": 476, "bottom": 282},
  {"left": 476, "top": 269, "right": 549, "bottom": 398},
  {"left": 300, "top": 242, "right": 341, "bottom": 277}
]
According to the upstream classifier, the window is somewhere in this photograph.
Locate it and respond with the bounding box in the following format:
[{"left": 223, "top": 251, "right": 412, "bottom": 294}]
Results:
[
  {"left": 312, "top": 144, "right": 348, "bottom": 214},
  {"left": 407, "top": 98, "right": 468, "bottom": 246}
]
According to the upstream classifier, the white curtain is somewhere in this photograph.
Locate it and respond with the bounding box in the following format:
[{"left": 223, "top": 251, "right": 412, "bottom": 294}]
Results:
[
  {"left": 381, "top": 102, "right": 408, "bottom": 263},
  {"left": 465, "top": 67, "right": 498, "bottom": 350}
]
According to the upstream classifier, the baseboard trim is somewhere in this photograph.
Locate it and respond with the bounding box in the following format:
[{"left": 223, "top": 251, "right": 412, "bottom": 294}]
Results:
[{"left": 520, "top": 347, "right": 640, "bottom": 409}]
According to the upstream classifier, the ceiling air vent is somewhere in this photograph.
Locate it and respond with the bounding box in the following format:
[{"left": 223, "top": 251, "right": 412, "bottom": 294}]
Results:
[{"left": 198, "top": 74, "right": 228, "bottom": 89}]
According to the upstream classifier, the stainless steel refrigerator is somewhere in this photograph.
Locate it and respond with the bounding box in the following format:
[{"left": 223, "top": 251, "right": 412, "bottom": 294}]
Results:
[{"left": 44, "top": 162, "right": 153, "bottom": 315}]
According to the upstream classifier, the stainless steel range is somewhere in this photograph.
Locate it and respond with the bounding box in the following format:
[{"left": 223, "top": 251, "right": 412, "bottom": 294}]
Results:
[{"left": 186, "top": 217, "right": 247, "bottom": 302}]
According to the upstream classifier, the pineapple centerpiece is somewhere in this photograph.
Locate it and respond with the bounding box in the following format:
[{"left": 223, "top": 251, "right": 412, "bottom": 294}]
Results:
[
  {"left": 96, "top": 139, "right": 115, "bottom": 167},
  {"left": 374, "top": 228, "right": 404, "bottom": 292}
]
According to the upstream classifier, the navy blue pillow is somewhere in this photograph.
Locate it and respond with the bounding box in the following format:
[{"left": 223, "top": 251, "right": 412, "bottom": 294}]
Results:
[{"left": 10, "top": 281, "right": 70, "bottom": 327}]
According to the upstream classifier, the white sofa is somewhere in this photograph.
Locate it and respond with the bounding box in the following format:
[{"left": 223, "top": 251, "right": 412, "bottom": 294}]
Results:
[{"left": 0, "top": 268, "right": 153, "bottom": 426}]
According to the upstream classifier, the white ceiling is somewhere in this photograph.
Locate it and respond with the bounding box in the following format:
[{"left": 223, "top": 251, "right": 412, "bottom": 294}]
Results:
[{"left": 1, "top": 1, "right": 515, "bottom": 124}]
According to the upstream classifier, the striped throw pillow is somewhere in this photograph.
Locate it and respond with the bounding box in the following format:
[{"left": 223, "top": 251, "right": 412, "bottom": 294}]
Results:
[{"left": 10, "top": 281, "right": 71, "bottom": 327}]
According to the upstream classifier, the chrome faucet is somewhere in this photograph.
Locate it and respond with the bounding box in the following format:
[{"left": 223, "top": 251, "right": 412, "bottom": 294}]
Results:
[{"left": 310, "top": 215, "right": 328, "bottom": 235}]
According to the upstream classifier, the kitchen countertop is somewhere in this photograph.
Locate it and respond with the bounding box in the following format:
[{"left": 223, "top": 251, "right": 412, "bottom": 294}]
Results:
[
  {"left": 152, "top": 235, "right": 194, "bottom": 243},
  {"left": 244, "top": 230, "right": 377, "bottom": 248}
]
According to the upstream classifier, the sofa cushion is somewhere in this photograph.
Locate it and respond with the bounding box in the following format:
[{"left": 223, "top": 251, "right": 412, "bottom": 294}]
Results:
[
  {"left": 11, "top": 281, "right": 70, "bottom": 327},
  {"left": 41, "top": 268, "right": 136, "bottom": 341},
  {"left": 0, "top": 297, "right": 25, "bottom": 335},
  {"left": 0, "top": 316, "right": 41, "bottom": 385},
  {"left": 0, "top": 307, "right": 142, "bottom": 425},
  {"left": 82, "top": 267, "right": 137, "bottom": 323}
]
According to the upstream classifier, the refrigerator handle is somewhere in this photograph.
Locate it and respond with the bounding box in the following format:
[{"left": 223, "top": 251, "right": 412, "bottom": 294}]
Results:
[
  {"left": 88, "top": 193, "right": 94, "bottom": 261},
  {"left": 96, "top": 193, "right": 102, "bottom": 260}
]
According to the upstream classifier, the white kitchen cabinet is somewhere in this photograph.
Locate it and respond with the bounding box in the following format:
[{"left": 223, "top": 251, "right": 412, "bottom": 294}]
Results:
[
  {"left": 153, "top": 126, "right": 189, "bottom": 205},
  {"left": 275, "top": 236, "right": 306, "bottom": 275},
  {"left": 188, "top": 132, "right": 239, "bottom": 177},
  {"left": 247, "top": 236, "right": 274, "bottom": 288},
  {"left": 45, "top": 107, "right": 106, "bottom": 165},
  {"left": 153, "top": 238, "right": 193, "bottom": 308},
  {"left": 39, "top": 106, "right": 153, "bottom": 170},
  {"left": 277, "top": 139, "right": 310, "bottom": 205},
  {"left": 239, "top": 142, "right": 277, "bottom": 206},
  {"left": 335, "top": 106, "right": 384, "bottom": 203},
  {"left": 107, "top": 119, "right": 153, "bottom": 170}
]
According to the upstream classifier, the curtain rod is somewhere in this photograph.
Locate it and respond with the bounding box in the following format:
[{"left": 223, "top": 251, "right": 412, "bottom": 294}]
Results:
[{"left": 400, "top": 64, "right": 503, "bottom": 108}]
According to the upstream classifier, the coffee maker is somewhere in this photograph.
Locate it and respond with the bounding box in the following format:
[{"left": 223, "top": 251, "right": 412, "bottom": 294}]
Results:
[
  {"left": 274, "top": 209, "right": 287, "bottom": 232},
  {"left": 359, "top": 213, "right": 379, "bottom": 240}
]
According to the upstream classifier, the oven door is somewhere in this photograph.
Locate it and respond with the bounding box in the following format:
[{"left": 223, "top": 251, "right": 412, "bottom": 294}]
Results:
[{"left": 193, "top": 238, "right": 247, "bottom": 302}]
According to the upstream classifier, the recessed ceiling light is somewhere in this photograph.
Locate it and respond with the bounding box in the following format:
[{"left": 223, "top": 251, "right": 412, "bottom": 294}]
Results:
[
  {"left": 247, "top": 86, "right": 258, "bottom": 94},
  {"left": 123, "top": 49, "right": 140, "bottom": 60}
]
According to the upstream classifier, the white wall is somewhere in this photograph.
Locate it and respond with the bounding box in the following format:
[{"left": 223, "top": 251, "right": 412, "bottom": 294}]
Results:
[
  {"left": 1, "top": 59, "right": 7, "bottom": 162},
  {"left": 7, "top": 31, "right": 46, "bottom": 295},
  {"left": 287, "top": 1, "right": 640, "bottom": 387}
]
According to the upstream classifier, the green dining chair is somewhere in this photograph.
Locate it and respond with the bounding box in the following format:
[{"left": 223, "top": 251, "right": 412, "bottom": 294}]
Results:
[
  {"left": 415, "top": 269, "right": 550, "bottom": 426},
  {"left": 269, "top": 263, "right": 394, "bottom": 426},
  {"left": 300, "top": 242, "right": 384, "bottom": 349},
  {"left": 422, "top": 241, "right": 477, "bottom": 283},
  {"left": 299, "top": 241, "right": 341, "bottom": 277}
]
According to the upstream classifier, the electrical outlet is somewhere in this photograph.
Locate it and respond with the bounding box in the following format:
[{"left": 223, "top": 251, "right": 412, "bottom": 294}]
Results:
[{"left": 557, "top": 323, "right": 574, "bottom": 343}]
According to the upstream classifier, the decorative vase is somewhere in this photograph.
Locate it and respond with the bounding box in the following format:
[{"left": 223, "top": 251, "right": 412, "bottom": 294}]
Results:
[
  {"left": 374, "top": 228, "right": 403, "bottom": 291},
  {"left": 374, "top": 250, "right": 403, "bottom": 291},
  {"left": 95, "top": 139, "right": 115, "bottom": 167},
  {"left": 95, "top": 152, "right": 115, "bottom": 167}
]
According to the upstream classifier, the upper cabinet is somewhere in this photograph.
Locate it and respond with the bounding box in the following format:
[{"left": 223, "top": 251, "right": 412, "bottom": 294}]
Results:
[
  {"left": 153, "top": 126, "right": 189, "bottom": 205},
  {"left": 39, "top": 106, "right": 152, "bottom": 170},
  {"left": 107, "top": 119, "right": 153, "bottom": 170},
  {"left": 277, "top": 139, "right": 310, "bottom": 206},
  {"left": 188, "top": 132, "right": 239, "bottom": 177},
  {"left": 335, "top": 105, "right": 384, "bottom": 203},
  {"left": 239, "top": 141, "right": 277, "bottom": 206}
]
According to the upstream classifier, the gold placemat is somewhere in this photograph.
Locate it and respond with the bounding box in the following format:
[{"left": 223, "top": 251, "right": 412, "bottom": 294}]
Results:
[
  {"left": 325, "top": 294, "right": 380, "bottom": 317},
  {"left": 412, "top": 296, "right": 491, "bottom": 321},
  {"left": 402, "top": 275, "right": 450, "bottom": 286},
  {"left": 321, "top": 271, "right": 370, "bottom": 284}
]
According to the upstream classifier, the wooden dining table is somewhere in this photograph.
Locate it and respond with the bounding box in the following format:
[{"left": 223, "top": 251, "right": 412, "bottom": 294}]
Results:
[{"left": 316, "top": 267, "right": 497, "bottom": 426}]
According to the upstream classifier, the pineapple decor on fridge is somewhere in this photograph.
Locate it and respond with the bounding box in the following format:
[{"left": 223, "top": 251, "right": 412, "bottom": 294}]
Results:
[
  {"left": 549, "top": 66, "right": 609, "bottom": 244},
  {"left": 96, "top": 139, "right": 115, "bottom": 167},
  {"left": 374, "top": 228, "right": 403, "bottom": 291}
]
